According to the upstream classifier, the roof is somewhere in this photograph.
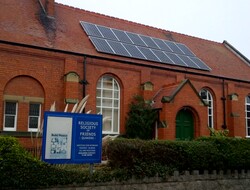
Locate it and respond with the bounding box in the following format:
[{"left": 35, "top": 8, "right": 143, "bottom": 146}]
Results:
[
  {"left": 152, "top": 79, "right": 207, "bottom": 109},
  {"left": 0, "top": 0, "right": 250, "bottom": 82}
]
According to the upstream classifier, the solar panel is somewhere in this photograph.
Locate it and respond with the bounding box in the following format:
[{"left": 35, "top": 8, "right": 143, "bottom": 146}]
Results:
[
  {"left": 81, "top": 21, "right": 211, "bottom": 71},
  {"left": 140, "top": 35, "right": 159, "bottom": 49},
  {"left": 165, "top": 53, "right": 186, "bottom": 67},
  {"left": 137, "top": 46, "right": 160, "bottom": 62},
  {"left": 107, "top": 40, "right": 131, "bottom": 57},
  {"left": 176, "top": 43, "right": 195, "bottom": 56},
  {"left": 80, "top": 22, "right": 102, "bottom": 38},
  {"left": 153, "top": 38, "right": 173, "bottom": 52},
  {"left": 96, "top": 25, "right": 118, "bottom": 41},
  {"left": 112, "top": 29, "right": 133, "bottom": 44},
  {"left": 151, "top": 49, "right": 174, "bottom": 64},
  {"left": 164, "top": 41, "right": 184, "bottom": 55},
  {"left": 126, "top": 32, "right": 146, "bottom": 46},
  {"left": 189, "top": 57, "right": 211, "bottom": 70},
  {"left": 178, "top": 55, "right": 198, "bottom": 68},
  {"left": 89, "top": 37, "right": 114, "bottom": 54},
  {"left": 122, "top": 43, "right": 145, "bottom": 59}
]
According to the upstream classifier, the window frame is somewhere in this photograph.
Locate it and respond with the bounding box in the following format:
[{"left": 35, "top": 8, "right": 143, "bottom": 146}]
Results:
[
  {"left": 96, "top": 75, "right": 120, "bottom": 135},
  {"left": 28, "top": 103, "right": 41, "bottom": 132},
  {"left": 3, "top": 101, "right": 18, "bottom": 131},
  {"left": 199, "top": 88, "right": 214, "bottom": 128},
  {"left": 246, "top": 96, "right": 250, "bottom": 137}
]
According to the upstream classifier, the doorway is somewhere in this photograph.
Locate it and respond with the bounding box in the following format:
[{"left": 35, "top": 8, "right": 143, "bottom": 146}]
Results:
[{"left": 176, "top": 108, "right": 194, "bottom": 140}]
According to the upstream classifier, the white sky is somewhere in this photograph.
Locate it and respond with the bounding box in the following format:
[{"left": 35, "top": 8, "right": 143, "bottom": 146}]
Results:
[{"left": 55, "top": 0, "right": 250, "bottom": 60}]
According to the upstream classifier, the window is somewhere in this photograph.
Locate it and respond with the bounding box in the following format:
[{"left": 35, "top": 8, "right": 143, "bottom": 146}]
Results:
[
  {"left": 246, "top": 96, "right": 250, "bottom": 136},
  {"left": 4, "top": 101, "right": 18, "bottom": 131},
  {"left": 200, "top": 89, "right": 214, "bottom": 128},
  {"left": 96, "top": 76, "right": 120, "bottom": 134},
  {"left": 28, "top": 103, "right": 41, "bottom": 132}
]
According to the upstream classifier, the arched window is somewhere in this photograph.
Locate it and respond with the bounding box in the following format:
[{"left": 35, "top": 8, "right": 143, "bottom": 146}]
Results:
[
  {"left": 246, "top": 96, "right": 250, "bottom": 137},
  {"left": 200, "top": 88, "right": 214, "bottom": 128},
  {"left": 96, "top": 75, "right": 120, "bottom": 134}
]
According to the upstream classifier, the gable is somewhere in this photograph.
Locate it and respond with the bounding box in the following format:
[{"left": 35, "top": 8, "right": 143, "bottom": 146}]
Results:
[{"left": 153, "top": 79, "right": 207, "bottom": 109}]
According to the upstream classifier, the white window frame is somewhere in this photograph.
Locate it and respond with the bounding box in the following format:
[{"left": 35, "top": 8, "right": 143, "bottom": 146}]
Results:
[
  {"left": 28, "top": 103, "right": 41, "bottom": 132},
  {"left": 246, "top": 96, "right": 250, "bottom": 137},
  {"left": 3, "top": 101, "right": 18, "bottom": 131},
  {"left": 200, "top": 88, "right": 214, "bottom": 128},
  {"left": 96, "top": 76, "right": 120, "bottom": 135}
]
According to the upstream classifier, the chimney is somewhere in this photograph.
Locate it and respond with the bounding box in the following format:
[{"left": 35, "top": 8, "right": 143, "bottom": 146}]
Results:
[{"left": 39, "top": 0, "right": 55, "bottom": 18}]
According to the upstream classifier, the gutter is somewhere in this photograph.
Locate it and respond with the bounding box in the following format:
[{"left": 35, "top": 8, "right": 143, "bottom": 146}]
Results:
[{"left": 1, "top": 39, "right": 250, "bottom": 84}]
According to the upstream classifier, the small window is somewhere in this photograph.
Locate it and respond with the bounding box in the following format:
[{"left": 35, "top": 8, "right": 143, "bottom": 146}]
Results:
[
  {"left": 4, "top": 101, "right": 18, "bottom": 131},
  {"left": 246, "top": 96, "right": 250, "bottom": 137},
  {"left": 96, "top": 76, "right": 120, "bottom": 134},
  {"left": 28, "top": 103, "right": 41, "bottom": 132},
  {"left": 199, "top": 88, "right": 214, "bottom": 128}
]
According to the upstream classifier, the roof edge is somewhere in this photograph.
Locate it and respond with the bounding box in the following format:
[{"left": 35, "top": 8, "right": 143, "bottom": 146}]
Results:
[
  {"left": 223, "top": 40, "right": 250, "bottom": 66},
  {"left": 161, "top": 79, "right": 188, "bottom": 103},
  {"left": 161, "top": 79, "right": 208, "bottom": 106}
]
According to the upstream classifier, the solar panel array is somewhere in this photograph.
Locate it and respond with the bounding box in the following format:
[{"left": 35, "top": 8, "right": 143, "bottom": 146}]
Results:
[{"left": 80, "top": 21, "right": 211, "bottom": 71}]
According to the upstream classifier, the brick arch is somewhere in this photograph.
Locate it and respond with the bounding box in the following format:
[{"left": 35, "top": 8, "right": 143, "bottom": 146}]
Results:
[
  {"left": 4, "top": 75, "right": 45, "bottom": 98},
  {"left": 199, "top": 86, "right": 216, "bottom": 102},
  {"left": 95, "top": 72, "right": 124, "bottom": 90},
  {"left": 95, "top": 72, "right": 125, "bottom": 133},
  {"left": 175, "top": 106, "right": 201, "bottom": 138},
  {"left": 1, "top": 69, "right": 47, "bottom": 93},
  {"left": 199, "top": 86, "right": 216, "bottom": 129}
]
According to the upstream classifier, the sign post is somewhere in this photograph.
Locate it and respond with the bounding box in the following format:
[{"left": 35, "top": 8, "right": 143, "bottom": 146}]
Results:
[{"left": 42, "top": 111, "right": 102, "bottom": 164}]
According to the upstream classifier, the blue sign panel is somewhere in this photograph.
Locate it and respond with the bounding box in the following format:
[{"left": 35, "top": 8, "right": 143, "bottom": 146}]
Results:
[{"left": 42, "top": 111, "right": 102, "bottom": 164}]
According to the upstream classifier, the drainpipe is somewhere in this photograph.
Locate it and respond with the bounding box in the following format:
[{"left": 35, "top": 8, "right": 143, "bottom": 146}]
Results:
[
  {"left": 221, "top": 79, "right": 227, "bottom": 129},
  {"left": 80, "top": 56, "right": 88, "bottom": 98}
]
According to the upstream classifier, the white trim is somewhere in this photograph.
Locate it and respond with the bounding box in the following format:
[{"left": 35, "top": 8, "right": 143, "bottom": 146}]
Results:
[
  {"left": 96, "top": 76, "right": 120, "bottom": 134},
  {"left": 3, "top": 101, "right": 18, "bottom": 131},
  {"left": 28, "top": 103, "right": 41, "bottom": 132},
  {"left": 200, "top": 89, "right": 214, "bottom": 128}
]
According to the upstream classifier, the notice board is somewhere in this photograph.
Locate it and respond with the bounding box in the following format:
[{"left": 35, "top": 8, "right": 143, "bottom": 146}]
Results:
[{"left": 42, "top": 111, "right": 102, "bottom": 164}]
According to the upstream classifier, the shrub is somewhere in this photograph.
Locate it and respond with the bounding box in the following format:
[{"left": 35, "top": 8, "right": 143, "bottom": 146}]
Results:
[
  {"left": 0, "top": 136, "right": 87, "bottom": 189},
  {"left": 196, "top": 136, "right": 250, "bottom": 170},
  {"left": 125, "top": 95, "right": 157, "bottom": 140},
  {"left": 107, "top": 137, "right": 250, "bottom": 177}
]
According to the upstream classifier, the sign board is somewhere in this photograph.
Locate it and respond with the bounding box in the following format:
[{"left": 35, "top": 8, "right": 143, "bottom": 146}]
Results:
[{"left": 42, "top": 111, "right": 102, "bottom": 164}]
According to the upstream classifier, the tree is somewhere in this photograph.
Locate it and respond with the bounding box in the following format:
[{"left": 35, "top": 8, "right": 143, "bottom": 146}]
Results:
[{"left": 125, "top": 95, "right": 157, "bottom": 140}]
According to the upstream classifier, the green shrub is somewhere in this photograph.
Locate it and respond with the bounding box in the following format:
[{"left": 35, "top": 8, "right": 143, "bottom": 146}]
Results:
[
  {"left": 107, "top": 137, "right": 250, "bottom": 177},
  {"left": 0, "top": 136, "right": 87, "bottom": 189},
  {"left": 3, "top": 136, "right": 250, "bottom": 187},
  {"left": 106, "top": 139, "right": 188, "bottom": 174},
  {"left": 125, "top": 95, "right": 157, "bottom": 140},
  {"left": 197, "top": 136, "right": 250, "bottom": 170}
]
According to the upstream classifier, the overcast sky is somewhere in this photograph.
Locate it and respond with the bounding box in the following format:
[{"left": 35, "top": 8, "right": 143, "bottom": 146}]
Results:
[{"left": 55, "top": 0, "right": 250, "bottom": 60}]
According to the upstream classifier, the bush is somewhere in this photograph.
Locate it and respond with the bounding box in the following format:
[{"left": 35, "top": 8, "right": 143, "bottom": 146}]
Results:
[
  {"left": 196, "top": 136, "right": 250, "bottom": 170},
  {"left": 2, "top": 136, "right": 250, "bottom": 187},
  {"left": 125, "top": 95, "right": 157, "bottom": 140},
  {"left": 0, "top": 136, "right": 88, "bottom": 189},
  {"left": 106, "top": 137, "right": 250, "bottom": 177}
]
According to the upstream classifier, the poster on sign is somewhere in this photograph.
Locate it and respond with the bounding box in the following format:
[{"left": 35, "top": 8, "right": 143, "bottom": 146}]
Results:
[{"left": 42, "top": 112, "right": 102, "bottom": 164}]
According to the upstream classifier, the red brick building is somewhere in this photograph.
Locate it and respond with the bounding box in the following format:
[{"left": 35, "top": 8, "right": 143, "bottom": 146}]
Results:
[{"left": 0, "top": 0, "right": 250, "bottom": 147}]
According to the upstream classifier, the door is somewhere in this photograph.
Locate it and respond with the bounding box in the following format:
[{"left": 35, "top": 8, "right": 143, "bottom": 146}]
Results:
[{"left": 176, "top": 109, "right": 194, "bottom": 140}]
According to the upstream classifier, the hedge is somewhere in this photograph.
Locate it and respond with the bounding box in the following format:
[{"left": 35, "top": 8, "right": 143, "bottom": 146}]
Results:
[
  {"left": 2, "top": 136, "right": 250, "bottom": 188},
  {"left": 0, "top": 136, "right": 88, "bottom": 189},
  {"left": 106, "top": 137, "right": 250, "bottom": 177}
]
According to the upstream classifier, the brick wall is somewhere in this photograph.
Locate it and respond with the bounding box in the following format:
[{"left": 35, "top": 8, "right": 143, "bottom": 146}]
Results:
[
  {"left": 46, "top": 169, "right": 250, "bottom": 190},
  {"left": 1, "top": 42, "right": 250, "bottom": 147}
]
